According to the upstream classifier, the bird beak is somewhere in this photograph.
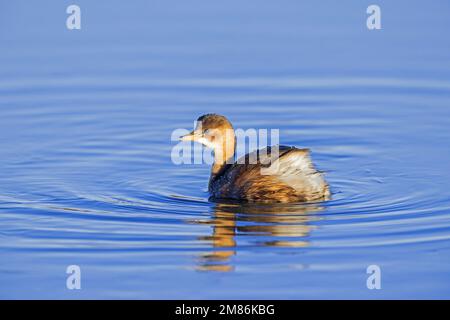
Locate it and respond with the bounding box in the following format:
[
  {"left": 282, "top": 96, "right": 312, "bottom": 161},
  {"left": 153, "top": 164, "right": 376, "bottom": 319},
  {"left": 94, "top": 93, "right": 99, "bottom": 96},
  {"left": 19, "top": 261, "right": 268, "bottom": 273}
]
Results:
[{"left": 179, "top": 131, "right": 197, "bottom": 141}]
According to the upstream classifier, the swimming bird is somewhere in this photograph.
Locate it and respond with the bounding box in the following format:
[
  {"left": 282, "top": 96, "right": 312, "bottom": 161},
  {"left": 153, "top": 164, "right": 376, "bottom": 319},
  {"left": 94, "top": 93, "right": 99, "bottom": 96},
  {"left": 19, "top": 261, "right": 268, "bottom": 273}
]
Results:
[{"left": 180, "top": 114, "right": 330, "bottom": 203}]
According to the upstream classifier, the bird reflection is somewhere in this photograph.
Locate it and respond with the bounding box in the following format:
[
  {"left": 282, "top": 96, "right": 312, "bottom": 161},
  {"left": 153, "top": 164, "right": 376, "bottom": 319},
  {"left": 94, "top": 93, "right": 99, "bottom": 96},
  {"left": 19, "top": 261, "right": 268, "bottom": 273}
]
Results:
[{"left": 194, "top": 202, "right": 324, "bottom": 272}]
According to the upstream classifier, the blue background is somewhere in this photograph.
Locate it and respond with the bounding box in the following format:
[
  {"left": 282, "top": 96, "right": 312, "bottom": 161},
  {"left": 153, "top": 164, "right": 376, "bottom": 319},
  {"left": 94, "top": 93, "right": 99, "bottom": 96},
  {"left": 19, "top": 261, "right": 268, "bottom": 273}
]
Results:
[{"left": 1, "top": 0, "right": 450, "bottom": 299}]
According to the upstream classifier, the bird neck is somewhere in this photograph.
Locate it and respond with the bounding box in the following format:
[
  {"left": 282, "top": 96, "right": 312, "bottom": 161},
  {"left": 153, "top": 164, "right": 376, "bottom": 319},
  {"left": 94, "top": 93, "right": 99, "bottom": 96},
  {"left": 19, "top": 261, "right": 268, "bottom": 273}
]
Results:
[{"left": 211, "top": 129, "right": 236, "bottom": 176}]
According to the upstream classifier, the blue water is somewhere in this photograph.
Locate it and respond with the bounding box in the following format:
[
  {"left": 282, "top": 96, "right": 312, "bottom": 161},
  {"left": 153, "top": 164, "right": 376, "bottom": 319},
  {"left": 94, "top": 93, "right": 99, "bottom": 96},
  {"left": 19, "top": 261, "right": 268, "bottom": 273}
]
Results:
[{"left": 1, "top": 0, "right": 450, "bottom": 299}]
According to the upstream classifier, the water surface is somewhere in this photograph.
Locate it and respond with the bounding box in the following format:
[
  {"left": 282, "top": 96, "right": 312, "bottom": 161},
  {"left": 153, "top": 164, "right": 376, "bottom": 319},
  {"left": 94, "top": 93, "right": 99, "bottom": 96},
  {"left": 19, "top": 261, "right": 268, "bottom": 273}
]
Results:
[{"left": 1, "top": 0, "right": 450, "bottom": 299}]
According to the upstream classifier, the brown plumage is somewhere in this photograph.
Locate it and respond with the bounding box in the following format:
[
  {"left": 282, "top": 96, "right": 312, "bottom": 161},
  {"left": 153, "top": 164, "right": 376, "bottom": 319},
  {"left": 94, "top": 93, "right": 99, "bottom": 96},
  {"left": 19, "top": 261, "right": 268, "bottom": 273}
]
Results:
[{"left": 180, "top": 114, "right": 330, "bottom": 203}]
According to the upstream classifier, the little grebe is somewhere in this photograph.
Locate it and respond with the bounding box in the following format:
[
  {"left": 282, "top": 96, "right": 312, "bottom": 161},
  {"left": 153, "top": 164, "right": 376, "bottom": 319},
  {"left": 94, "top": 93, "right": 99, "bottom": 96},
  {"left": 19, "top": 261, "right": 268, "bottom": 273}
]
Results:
[{"left": 180, "top": 114, "right": 330, "bottom": 203}]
